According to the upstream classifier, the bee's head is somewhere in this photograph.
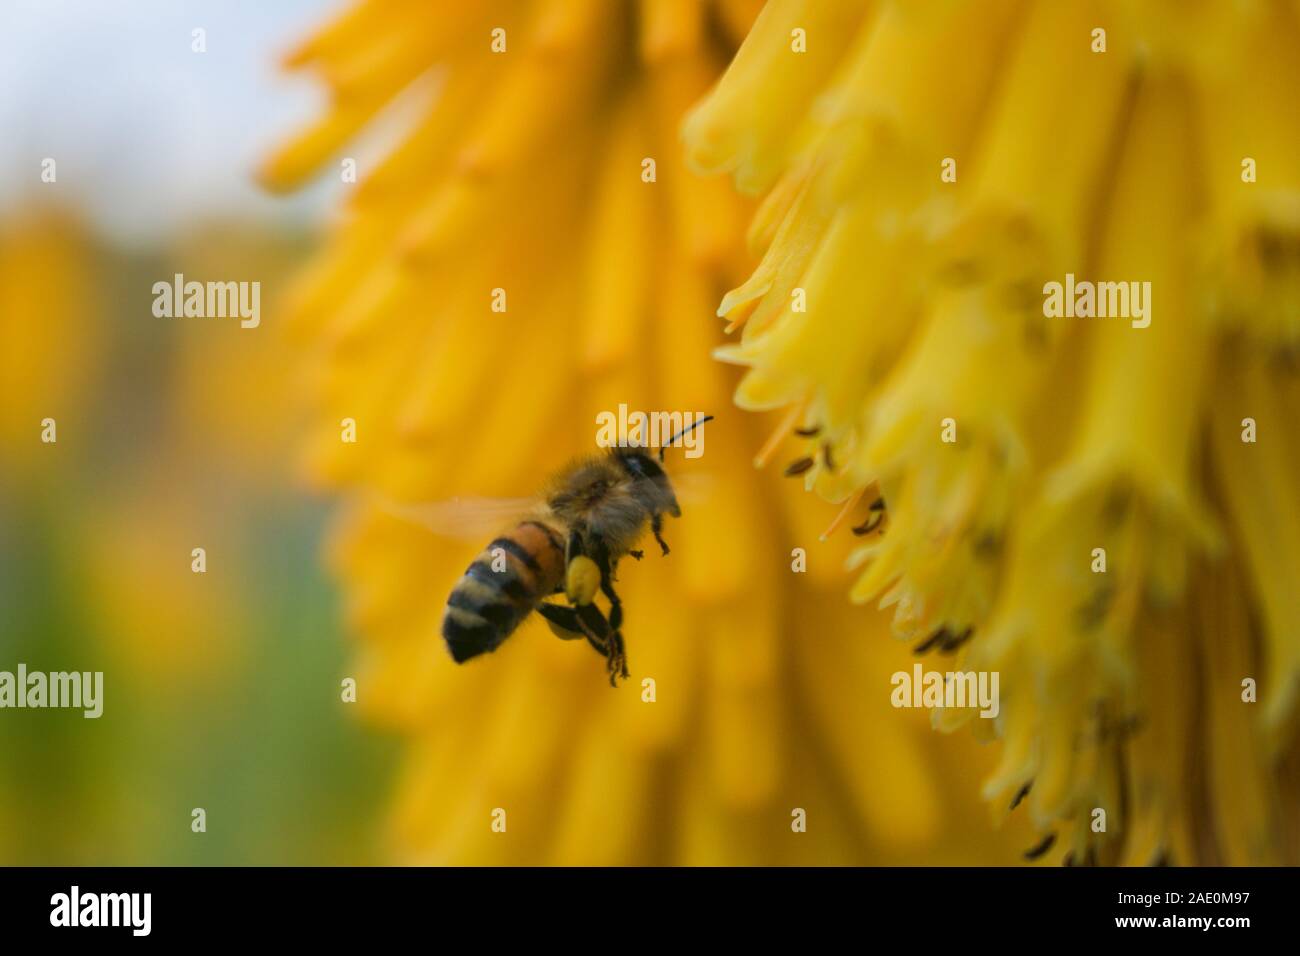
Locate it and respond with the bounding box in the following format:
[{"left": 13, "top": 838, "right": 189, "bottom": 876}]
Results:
[
  {"left": 607, "top": 416, "right": 711, "bottom": 519},
  {"left": 614, "top": 449, "right": 681, "bottom": 517}
]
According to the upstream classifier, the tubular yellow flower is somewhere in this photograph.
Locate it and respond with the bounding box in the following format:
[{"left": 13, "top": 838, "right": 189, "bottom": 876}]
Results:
[
  {"left": 268, "top": 0, "right": 1022, "bottom": 864},
  {"left": 687, "top": 0, "right": 1300, "bottom": 864}
]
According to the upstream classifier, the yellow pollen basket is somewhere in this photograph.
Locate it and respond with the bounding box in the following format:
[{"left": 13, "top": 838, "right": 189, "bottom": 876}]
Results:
[{"left": 565, "top": 555, "right": 601, "bottom": 606}]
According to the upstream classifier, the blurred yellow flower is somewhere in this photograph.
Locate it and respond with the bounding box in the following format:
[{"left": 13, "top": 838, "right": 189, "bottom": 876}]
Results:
[
  {"left": 0, "top": 208, "right": 101, "bottom": 478},
  {"left": 167, "top": 227, "right": 307, "bottom": 483},
  {"left": 266, "top": 0, "right": 1022, "bottom": 864},
  {"left": 0, "top": 207, "right": 260, "bottom": 703},
  {"left": 81, "top": 469, "right": 248, "bottom": 689},
  {"left": 685, "top": 0, "right": 1300, "bottom": 864}
]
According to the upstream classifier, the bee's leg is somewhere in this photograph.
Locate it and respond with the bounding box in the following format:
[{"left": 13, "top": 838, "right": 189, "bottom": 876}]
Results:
[
  {"left": 537, "top": 602, "right": 585, "bottom": 641},
  {"left": 565, "top": 530, "right": 583, "bottom": 562},
  {"left": 601, "top": 578, "right": 623, "bottom": 634},
  {"left": 651, "top": 513, "right": 670, "bottom": 556},
  {"left": 540, "top": 598, "right": 611, "bottom": 652},
  {"left": 593, "top": 550, "right": 630, "bottom": 681},
  {"left": 606, "top": 628, "right": 628, "bottom": 682},
  {"left": 575, "top": 603, "right": 612, "bottom": 643},
  {"left": 547, "top": 598, "right": 620, "bottom": 685},
  {"left": 578, "top": 616, "right": 612, "bottom": 668},
  {"left": 578, "top": 604, "right": 621, "bottom": 686},
  {"left": 629, "top": 550, "right": 644, "bottom": 561}
]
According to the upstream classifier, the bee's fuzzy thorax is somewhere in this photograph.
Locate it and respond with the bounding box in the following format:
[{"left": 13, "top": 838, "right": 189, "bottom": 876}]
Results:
[{"left": 543, "top": 450, "right": 678, "bottom": 558}]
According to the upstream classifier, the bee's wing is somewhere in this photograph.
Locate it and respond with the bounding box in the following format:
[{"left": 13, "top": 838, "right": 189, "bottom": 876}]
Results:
[
  {"left": 372, "top": 495, "right": 543, "bottom": 540},
  {"left": 373, "top": 474, "right": 710, "bottom": 537}
]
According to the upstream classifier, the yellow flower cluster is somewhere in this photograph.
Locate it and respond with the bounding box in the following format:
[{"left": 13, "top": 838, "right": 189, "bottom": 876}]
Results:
[
  {"left": 685, "top": 0, "right": 1300, "bottom": 864},
  {"left": 266, "top": 0, "right": 1021, "bottom": 864}
]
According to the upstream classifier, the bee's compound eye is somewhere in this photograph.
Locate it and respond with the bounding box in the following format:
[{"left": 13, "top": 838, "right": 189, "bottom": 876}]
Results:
[{"left": 565, "top": 555, "right": 601, "bottom": 606}]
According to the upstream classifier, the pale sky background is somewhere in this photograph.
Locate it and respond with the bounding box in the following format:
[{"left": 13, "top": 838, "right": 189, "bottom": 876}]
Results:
[{"left": 0, "top": 0, "right": 351, "bottom": 243}]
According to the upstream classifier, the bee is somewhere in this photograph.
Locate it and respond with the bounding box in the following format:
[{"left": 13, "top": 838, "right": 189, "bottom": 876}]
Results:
[{"left": 440, "top": 417, "right": 712, "bottom": 685}]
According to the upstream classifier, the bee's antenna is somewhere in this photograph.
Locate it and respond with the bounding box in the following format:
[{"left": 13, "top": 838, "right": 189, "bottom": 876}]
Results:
[{"left": 659, "top": 415, "right": 714, "bottom": 463}]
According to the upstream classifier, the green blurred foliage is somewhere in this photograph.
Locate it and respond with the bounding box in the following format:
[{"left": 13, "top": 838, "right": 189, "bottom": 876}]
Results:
[{"left": 0, "top": 218, "right": 397, "bottom": 864}]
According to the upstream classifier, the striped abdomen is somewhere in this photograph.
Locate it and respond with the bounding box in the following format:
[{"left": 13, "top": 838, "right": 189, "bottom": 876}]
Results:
[{"left": 442, "top": 520, "right": 566, "bottom": 663}]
